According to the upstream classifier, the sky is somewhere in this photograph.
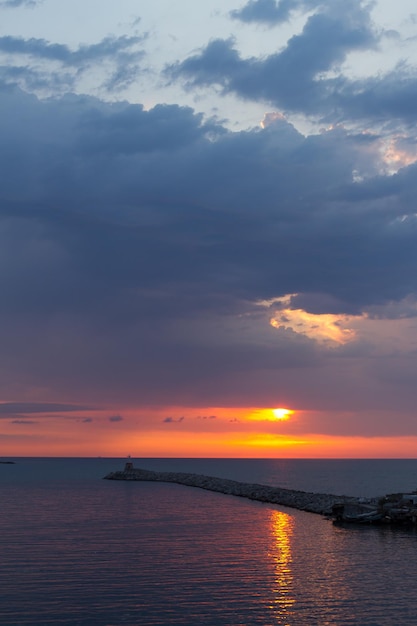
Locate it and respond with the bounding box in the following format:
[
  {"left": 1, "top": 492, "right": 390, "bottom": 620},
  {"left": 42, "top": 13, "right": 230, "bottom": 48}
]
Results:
[{"left": 1, "top": 0, "right": 417, "bottom": 458}]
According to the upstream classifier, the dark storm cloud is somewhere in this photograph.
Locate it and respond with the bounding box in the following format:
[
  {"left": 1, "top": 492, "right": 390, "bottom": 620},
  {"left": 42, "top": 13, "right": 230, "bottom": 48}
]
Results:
[
  {"left": 0, "top": 88, "right": 413, "bottom": 309},
  {"left": 168, "top": 1, "right": 417, "bottom": 126},
  {"left": 77, "top": 102, "right": 219, "bottom": 155},
  {"left": 230, "top": 0, "right": 324, "bottom": 25},
  {"left": 1, "top": 81, "right": 417, "bottom": 413},
  {"left": 0, "top": 86, "right": 401, "bottom": 322}
]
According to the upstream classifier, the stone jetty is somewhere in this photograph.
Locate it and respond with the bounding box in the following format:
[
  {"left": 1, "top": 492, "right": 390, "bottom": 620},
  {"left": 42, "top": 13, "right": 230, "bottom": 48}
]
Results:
[{"left": 104, "top": 463, "right": 360, "bottom": 516}]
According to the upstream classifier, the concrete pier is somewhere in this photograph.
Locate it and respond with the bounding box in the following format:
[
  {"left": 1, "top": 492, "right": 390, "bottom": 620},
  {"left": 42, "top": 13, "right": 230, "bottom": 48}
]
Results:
[{"left": 104, "top": 465, "right": 361, "bottom": 516}]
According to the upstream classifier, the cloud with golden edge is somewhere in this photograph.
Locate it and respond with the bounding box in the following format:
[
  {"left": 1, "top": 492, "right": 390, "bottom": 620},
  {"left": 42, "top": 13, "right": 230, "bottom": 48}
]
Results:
[
  {"left": 260, "top": 111, "right": 286, "bottom": 129},
  {"left": 259, "top": 294, "right": 359, "bottom": 345},
  {"left": 381, "top": 135, "right": 417, "bottom": 174}
]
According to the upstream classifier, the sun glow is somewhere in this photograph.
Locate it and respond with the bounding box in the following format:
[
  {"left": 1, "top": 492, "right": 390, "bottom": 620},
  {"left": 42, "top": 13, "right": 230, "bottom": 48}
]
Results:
[
  {"left": 273, "top": 408, "right": 294, "bottom": 420},
  {"left": 246, "top": 408, "right": 295, "bottom": 422}
]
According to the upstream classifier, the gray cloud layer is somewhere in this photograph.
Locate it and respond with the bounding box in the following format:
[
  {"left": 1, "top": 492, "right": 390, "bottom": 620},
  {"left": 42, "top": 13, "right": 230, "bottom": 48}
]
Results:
[
  {"left": 1, "top": 0, "right": 417, "bottom": 434},
  {"left": 1, "top": 81, "right": 417, "bottom": 416}
]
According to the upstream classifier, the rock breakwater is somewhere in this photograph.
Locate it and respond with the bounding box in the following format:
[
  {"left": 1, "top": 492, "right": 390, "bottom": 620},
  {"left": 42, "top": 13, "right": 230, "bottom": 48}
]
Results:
[{"left": 104, "top": 465, "right": 359, "bottom": 515}]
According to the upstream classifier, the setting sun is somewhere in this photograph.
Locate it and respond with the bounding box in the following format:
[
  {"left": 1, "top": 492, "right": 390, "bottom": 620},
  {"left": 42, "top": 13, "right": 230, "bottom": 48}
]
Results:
[{"left": 272, "top": 408, "right": 294, "bottom": 420}]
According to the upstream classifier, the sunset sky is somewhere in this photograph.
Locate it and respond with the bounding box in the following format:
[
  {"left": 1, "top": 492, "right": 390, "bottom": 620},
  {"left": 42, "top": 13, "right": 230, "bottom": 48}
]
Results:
[{"left": 1, "top": 0, "right": 417, "bottom": 457}]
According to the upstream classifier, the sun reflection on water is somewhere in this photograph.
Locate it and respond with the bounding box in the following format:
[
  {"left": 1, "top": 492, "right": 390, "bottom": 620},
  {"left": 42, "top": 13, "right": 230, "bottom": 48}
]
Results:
[{"left": 269, "top": 510, "right": 296, "bottom": 623}]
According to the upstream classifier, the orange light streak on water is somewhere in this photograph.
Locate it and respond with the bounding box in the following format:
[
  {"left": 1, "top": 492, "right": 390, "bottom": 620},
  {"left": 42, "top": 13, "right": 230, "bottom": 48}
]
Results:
[{"left": 269, "top": 510, "right": 296, "bottom": 619}]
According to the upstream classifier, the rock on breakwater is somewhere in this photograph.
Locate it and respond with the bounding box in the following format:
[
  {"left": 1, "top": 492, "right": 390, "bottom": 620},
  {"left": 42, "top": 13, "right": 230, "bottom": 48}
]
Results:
[{"left": 104, "top": 465, "right": 359, "bottom": 515}]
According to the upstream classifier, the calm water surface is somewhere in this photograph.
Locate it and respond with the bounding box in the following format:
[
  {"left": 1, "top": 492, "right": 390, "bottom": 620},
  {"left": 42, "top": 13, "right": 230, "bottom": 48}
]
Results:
[{"left": 1, "top": 458, "right": 417, "bottom": 625}]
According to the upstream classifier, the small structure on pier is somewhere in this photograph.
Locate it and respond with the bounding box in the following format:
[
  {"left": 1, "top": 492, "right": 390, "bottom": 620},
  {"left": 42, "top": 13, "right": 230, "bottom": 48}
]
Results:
[{"left": 333, "top": 491, "right": 417, "bottom": 525}]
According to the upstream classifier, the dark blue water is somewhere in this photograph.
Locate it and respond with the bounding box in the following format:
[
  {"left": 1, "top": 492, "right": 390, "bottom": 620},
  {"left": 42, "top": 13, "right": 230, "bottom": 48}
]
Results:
[
  {"left": 136, "top": 457, "right": 417, "bottom": 498},
  {"left": 1, "top": 458, "right": 417, "bottom": 625}
]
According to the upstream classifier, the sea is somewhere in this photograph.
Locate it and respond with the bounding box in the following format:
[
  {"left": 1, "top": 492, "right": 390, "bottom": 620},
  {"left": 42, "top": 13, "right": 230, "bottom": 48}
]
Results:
[{"left": 2, "top": 458, "right": 417, "bottom": 626}]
